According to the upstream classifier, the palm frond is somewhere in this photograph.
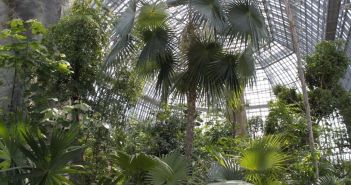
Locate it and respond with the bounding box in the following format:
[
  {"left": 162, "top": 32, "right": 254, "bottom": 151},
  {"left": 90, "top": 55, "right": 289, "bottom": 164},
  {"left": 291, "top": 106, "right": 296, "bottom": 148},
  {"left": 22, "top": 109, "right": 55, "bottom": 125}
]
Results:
[
  {"left": 181, "top": 36, "right": 223, "bottom": 101},
  {"left": 208, "top": 53, "right": 241, "bottom": 93},
  {"left": 237, "top": 47, "right": 256, "bottom": 86},
  {"left": 115, "top": 0, "right": 137, "bottom": 37},
  {"left": 240, "top": 135, "right": 289, "bottom": 184},
  {"left": 106, "top": 0, "right": 137, "bottom": 63},
  {"left": 112, "top": 151, "right": 159, "bottom": 182},
  {"left": 192, "top": 0, "right": 226, "bottom": 31},
  {"left": 148, "top": 151, "right": 189, "bottom": 185},
  {"left": 318, "top": 175, "right": 342, "bottom": 185},
  {"left": 208, "top": 152, "right": 244, "bottom": 181},
  {"left": 136, "top": 2, "right": 168, "bottom": 29},
  {"left": 155, "top": 52, "right": 178, "bottom": 101},
  {"left": 225, "top": 0, "right": 268, "bottom": 49},
  {"left": 137, "top": 26, "right": 174, "bottom": 66},
  {"left": 17, "top": 127, "right": 84, "bottom": 185}
]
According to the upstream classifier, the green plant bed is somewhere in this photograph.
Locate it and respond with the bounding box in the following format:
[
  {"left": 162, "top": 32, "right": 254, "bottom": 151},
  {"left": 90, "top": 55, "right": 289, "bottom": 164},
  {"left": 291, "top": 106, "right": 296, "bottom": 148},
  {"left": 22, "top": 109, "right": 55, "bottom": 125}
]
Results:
[{"left": 208, "top": 180, "right": 252, "bottom": 185}]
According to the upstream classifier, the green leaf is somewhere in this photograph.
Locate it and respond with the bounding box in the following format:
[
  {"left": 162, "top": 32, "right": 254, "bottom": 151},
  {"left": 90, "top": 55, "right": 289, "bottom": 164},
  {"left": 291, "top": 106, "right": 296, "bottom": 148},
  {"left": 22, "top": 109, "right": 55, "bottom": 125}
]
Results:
[
  {"left": 10, "top": 19, "right": 24, "bottom": 29},
  {"left": 0, "top": 29, "right": 11, "bottom": 39},
  {"left": 225, "top": 0, "right": 268, "bottom": 49},
  {"left": 148, "top": 151, "right": 189, "bottom": 185},
  {"left": 136, "top": 2, "right": 168, "bottom": 29},
  {"left": 192, "top": 0, "right": 226, "bottom": 31},
  {"left": 107, "top": 0, "right": 137, "bottom": 63},
  {"left": 73, "top": 103, "right": 91, "bottom": 112},
  {"left": 12, "top": 34, "right": 27, "bottom": 40},
  {"left": 27, "top": 19, "right": 47, "bottom": 34}
]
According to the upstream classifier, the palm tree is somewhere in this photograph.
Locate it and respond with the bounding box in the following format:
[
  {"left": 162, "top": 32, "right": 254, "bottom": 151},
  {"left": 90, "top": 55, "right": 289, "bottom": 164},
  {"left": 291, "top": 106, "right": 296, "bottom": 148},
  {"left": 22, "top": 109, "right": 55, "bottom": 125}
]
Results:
[
  {"left": 0, "top": 122, "right": 85, "bottom": 185},
  {"left": 109, "top": 0, "right": 268, "bottom": 158}
]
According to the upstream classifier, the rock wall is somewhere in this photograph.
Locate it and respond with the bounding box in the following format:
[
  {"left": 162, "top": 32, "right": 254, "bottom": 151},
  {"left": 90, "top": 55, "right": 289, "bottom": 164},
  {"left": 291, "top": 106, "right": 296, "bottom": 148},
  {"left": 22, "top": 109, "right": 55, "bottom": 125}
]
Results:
[{"left": 0, "top": 0, "right": 65, "bottom": 114}]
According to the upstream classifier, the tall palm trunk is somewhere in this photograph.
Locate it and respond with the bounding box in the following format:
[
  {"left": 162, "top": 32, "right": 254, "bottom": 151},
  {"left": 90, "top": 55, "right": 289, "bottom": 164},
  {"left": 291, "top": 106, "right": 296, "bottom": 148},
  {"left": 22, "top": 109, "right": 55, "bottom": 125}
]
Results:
[
  {"left": 225, "top": 91, "right": 247, "bottom": 137},
  {"left": 234, "top": 93, "right": 247, "bottom": 137},
  {"left": 184, "top": 86, "right": 197, "bottom": 158},
  {"left": 283, "top": 0, "right": 319, "bottom": 181}
]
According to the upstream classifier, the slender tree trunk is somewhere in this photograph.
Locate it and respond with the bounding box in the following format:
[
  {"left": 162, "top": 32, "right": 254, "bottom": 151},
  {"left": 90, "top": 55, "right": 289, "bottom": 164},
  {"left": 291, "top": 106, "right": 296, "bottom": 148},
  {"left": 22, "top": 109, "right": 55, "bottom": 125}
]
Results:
[
  {"left": 234, "top": 93, "right": 247, "bottom": 137},
  {"left": 184, "top": 86, "right": 197, "bottom": 158},
  {"left": 283, "top": 0, "right": 319, "bottom": 181}
]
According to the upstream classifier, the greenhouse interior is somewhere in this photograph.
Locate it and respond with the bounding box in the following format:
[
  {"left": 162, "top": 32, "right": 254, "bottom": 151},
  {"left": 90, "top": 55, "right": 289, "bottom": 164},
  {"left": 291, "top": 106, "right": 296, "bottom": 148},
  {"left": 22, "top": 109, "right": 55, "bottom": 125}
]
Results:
[{"left": 1, "top": 0, "right": 351, "bottom": 184}]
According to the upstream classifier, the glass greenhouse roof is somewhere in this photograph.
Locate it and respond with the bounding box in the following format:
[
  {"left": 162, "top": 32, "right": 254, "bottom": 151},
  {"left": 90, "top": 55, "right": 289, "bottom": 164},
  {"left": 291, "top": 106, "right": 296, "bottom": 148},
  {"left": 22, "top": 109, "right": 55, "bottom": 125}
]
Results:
[
  {"left": 105, "top": 0, "right": 351, "bottom": 118},
  {"left": 104, "top": 0, "right": 351, "bottom": 118}
]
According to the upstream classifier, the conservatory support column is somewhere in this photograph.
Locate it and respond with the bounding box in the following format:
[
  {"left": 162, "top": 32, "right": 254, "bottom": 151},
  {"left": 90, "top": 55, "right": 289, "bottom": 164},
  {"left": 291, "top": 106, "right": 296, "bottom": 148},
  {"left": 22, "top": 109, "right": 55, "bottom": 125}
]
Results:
[
  {"left": 325, "top": 0, "right": 341, "bottom": 40},
  {"left": 283, "top": 0, "right": 319, "bottom": 181}
]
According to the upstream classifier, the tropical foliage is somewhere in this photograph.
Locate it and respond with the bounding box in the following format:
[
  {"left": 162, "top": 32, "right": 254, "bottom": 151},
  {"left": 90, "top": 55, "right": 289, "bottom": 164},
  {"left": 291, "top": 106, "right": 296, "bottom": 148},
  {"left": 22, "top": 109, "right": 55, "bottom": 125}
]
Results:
[{"left": 0, "top": 0, "right": 351, "bottom": 184}]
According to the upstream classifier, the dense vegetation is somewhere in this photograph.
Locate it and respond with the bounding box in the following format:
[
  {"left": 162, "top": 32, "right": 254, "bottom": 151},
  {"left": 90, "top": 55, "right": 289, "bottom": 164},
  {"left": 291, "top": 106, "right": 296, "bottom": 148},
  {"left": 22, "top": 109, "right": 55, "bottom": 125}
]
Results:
[{"left": 0, "top": 0, "right": 350, "bottom": 184}]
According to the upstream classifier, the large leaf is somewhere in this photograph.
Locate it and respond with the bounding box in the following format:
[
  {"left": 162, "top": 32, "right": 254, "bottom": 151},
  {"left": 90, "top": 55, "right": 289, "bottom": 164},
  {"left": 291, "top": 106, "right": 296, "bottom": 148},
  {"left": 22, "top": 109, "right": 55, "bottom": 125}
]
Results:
[
  {"left": 148, "top": 151, "right": 189, "bottom": 185},
  {"left": 239, "top": 135, "right": 289, "bottom": 184},
  {"left": 155, "top": 52, "right": 178, "bottom": 101},
  {"left": 237, "top": 47, "right": 256, "bottom": 86},
  {"left": 138, "top": 26, "right": 173, "bottom": 66},
  {"left": 208, "top": 53, "right": 241, "bottom": 93},
  {"left": 192, "top": 0, "right": 226, "bottom": 31},
  {"left": 112, "top": 152, "right": 158, "bottom": 182},
  {"left": 225, "top": 0, "right": 268, "bottom": 49},
  {"left": 179, "top": 36, "right": 243, "bottom": 105},
  {"left": 136, "top": 2, "right": 168, "bottom": 29},
  {"left": 115, "top": 0, "right": 137, "bottom": 37},
  {"left": 182, "top": 36, "right": 222, "bottom": 91},
  {"left": 106, "top": 0, "right": 137, "bottom": 63},
  {"left": 17, "top": 127, "right": 84, "bottom": 185}
]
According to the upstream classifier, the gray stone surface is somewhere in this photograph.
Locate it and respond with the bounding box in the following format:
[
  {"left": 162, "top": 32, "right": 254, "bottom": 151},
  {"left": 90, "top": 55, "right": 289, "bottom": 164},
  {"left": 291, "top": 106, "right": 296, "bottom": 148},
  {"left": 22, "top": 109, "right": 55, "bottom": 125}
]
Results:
[{"left": 0, "top": 0, "right": 65, "bottom": 113}]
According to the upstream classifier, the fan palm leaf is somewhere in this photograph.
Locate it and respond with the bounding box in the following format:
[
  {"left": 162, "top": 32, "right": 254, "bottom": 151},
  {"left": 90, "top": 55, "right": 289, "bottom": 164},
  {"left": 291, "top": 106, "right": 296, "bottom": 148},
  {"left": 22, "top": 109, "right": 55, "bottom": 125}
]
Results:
[
  {"left": 208, "top": 152, "right": 244, "bottom": 181},
  {"left": 225, "top": 0, "right": 268, "bottom": 49},
  {"left": 112, "top": 152, "right": 161, "bottom": 182},
  {"left": 137, "top": 26, "right": 174, "bottom": 66},
  {"left": 192, "top": 0, "right": 226, "bottom": 31},
  {"left": 134, "top": 2, "right": 177, "bottom": 100},
  {"left": 136, "top": 2, "right": 168, "bottom": 29},
  {"left": 179, "top": 36, "right": 223, "bottom": 103},
  {"left": 16, "top": 127, "right": 85, "bottom": 185},
  {"left": 240, "top": 135, "right": 289, "bottom": 184},
  {"left": 107, "top": 0, "right": 137, "bottom": 63},
  {"left": 148, "top": 151, "right": 189, "bottom": 185},
  {"left": 208, "top": 53, "right": 241, "bottom": 92},
  {"left": 237, "top": 47, "right": 256, "bottom": 85},
  {"left": 178, "top": 35, "right": 243, "bottom": 105},
  {"left": 156, "top": 52, "right": 178, "bottom": 101}
]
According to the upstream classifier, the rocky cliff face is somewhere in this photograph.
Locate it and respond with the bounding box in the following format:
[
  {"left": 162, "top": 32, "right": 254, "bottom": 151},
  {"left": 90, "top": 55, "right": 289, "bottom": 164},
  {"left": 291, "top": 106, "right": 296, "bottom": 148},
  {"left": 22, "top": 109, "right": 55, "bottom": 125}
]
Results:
[
  {"left": 1, "top": 0, "right": 64, "bottom": 25},
  {"left": 0, "top": 0, "right": 65, "bottom": 114}
]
